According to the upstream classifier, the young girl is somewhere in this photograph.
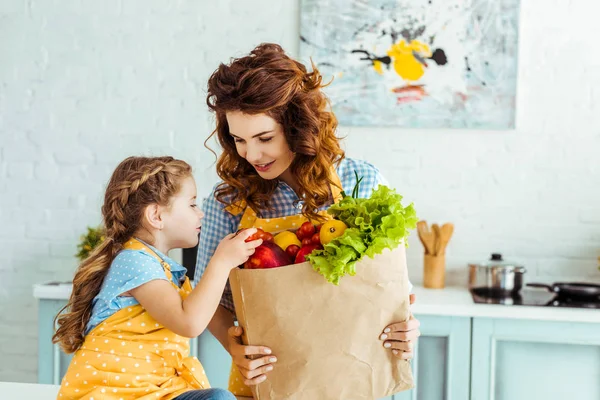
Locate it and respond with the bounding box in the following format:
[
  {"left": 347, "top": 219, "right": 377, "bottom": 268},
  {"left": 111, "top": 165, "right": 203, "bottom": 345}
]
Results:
[{"left": 53, "top": 156, "right": 262, "bottom": 400}]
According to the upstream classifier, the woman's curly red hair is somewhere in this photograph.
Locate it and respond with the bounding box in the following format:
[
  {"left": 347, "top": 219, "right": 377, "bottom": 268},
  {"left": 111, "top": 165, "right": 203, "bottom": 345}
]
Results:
[{"left": 205, "top": 43, "right": 344, "bottom": 221}]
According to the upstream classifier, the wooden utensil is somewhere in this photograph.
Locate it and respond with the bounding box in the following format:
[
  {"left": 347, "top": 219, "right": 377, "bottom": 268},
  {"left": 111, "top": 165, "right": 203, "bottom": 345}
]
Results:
[
  {"left": 422, "top": 221, "right": 454, "bottom": 289},
  {"left": 432, "top": 223, "right": 441, "bottom": 256},
  {"left": 438, "top": 223, "right": 454, "bottom": 255},
  {"left": 417, "top": 221, "right": 436, "bottom": 255}
]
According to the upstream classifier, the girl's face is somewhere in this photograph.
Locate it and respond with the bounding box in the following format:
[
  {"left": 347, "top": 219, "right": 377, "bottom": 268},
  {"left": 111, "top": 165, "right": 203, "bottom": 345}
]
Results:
[
  {"left": 226, "top": 111, "right": 295, "bottom": 180},
  {"left": 162, "top": 176, "right": 204, "bottom": 249}
]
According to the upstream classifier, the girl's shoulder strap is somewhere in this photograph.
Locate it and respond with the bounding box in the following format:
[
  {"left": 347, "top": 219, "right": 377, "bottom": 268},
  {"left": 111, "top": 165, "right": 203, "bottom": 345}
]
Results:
[{"left": 122, "top": 238, "right": 172, "bottom": 277}]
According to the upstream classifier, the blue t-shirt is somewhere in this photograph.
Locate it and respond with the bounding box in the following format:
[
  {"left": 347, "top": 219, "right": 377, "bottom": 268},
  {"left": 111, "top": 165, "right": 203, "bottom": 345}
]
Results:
[{"left": 86, "top": 244, "right": 187, "bottom": 333}]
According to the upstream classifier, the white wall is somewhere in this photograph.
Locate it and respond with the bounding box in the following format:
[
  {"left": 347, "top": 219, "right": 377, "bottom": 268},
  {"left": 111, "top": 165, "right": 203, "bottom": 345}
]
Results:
[{"left": 1, "top": 0, "right": 599, "bottom": 383}]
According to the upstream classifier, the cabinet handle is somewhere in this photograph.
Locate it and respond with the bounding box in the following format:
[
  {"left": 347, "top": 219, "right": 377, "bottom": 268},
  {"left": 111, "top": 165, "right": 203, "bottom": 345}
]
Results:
[{"left": 53, "top": 344, "right": 61, "bottom": 385}]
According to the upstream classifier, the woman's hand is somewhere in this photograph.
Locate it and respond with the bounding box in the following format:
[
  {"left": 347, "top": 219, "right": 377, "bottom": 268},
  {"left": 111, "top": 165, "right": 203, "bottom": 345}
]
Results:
[
  {"left": 380, "top": 293, "right": 421, "bottom": 360},
  {"left": 228, "top": 326, "right": 277, "bottom": 386}
]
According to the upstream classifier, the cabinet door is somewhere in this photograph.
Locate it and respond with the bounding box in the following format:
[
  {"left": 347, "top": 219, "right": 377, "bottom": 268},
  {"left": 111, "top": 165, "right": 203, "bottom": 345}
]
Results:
[
  {"left": 38, "top": 299, "right": 72, "bottom": 384},
  {"left": 471, "top": 318, "right": 600, "bottom": 400},
  {"left": 196, "top": 329, "right": 233, "bottom": 389},
  {"left": 387, "top": 315, "right": 471, "bottom": 400}
]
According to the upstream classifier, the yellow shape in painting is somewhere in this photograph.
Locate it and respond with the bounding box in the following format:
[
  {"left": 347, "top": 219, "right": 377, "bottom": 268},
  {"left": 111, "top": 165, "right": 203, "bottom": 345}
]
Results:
[
  {"left": 387, "top": 39, "right": 432, "bottom": 82},
  {"left": 372, "top": 60, "right": 384, "bottom": 75}
]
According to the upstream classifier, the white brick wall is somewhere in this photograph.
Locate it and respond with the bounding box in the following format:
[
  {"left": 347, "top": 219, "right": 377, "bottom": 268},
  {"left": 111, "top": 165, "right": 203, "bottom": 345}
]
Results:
[{"left": 1, "top": 0, "right": 599, "bottom": 383}]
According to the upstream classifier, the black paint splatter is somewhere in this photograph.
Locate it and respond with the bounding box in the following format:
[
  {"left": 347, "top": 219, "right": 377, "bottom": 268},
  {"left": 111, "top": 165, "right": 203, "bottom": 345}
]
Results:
[
  {"left": 351, "top": 49, "right": 391, "bottom": 69},
  {"left": 429, "top": 49, "right": 447, "bottom": 65}
]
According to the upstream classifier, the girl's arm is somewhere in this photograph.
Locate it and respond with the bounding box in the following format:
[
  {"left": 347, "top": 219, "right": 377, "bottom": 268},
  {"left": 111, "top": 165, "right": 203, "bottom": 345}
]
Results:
[{"left": 130, "top": 229, "right": 261, "bottom": 338}]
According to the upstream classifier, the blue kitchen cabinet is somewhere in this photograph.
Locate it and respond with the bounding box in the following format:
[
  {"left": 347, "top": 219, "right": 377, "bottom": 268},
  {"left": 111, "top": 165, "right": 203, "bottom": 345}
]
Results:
[
  {"left": 38, "top": 299, "right": 73, "bottom": 385},
  {"left": 391, "top": 315, "right": 471, "bottom": 400},
  {"left": 471, "top": 317, "right": 600, "bottom": 400},
  {"left": 196, "top": 328, "right": 232, "bottom": 389}
]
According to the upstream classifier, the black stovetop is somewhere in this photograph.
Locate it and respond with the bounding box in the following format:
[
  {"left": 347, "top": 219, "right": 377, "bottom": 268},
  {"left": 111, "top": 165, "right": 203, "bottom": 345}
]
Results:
[{"left": 470, "top": 288, "right": 600, "bottom": 309}]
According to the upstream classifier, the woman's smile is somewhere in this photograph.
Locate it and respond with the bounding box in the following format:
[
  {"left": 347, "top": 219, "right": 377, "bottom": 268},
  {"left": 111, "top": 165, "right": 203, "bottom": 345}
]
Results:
[{"left": 254, "top": 161, "right": 275, "bottom": 172}]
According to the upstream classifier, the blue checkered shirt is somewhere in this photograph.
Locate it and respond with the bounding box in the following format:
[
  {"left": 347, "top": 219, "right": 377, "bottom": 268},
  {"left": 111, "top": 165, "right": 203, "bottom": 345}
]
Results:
[{"left": 194, "top": 157, "right": 389, "bottom": 313}]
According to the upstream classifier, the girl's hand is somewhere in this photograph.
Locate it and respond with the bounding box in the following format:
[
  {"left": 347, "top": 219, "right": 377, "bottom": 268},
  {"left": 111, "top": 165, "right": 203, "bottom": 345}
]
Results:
[
  {"left": 212, "top": 228, "right": 263, "bottom": 270},
  {"left": 380, "top": 293, "right": 421, "bottom": 360},
  {"left": 228, "top": 326, "right": 276, "bottom": 386}
]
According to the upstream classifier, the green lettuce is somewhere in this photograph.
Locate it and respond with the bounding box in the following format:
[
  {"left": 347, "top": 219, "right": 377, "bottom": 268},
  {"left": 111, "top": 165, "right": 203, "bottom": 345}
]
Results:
[{"left": 307, "top": 184, "right": 417, "bottom": 285}]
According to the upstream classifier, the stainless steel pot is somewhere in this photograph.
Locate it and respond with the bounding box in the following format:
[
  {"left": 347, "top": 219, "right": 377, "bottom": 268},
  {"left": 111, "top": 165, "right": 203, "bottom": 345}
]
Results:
[{"left": 468, "top": 253, "right": 526, "bottom": 295}]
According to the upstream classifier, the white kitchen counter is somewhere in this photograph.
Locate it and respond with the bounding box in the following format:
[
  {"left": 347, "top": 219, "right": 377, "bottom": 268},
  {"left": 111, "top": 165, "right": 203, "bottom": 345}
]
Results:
[
  {"left": 33, "top": 282, "right": 600, "bottom": 324},
  {"left": 411, "top": 285, "right": 600, "bottom": 324},
  {"left": 0, "top": 382, "right": 60, "bottom": 398},
  {"left": 33, "top": 281, "right": 73, "bottom": 300}
]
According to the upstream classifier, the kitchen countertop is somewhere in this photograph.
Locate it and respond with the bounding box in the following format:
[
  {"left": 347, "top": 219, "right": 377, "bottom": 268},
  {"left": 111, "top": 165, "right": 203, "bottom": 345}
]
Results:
[
  {"left": 410, "top": 286, "right": 599, "bottom": 324},
  {"left": 33, "top": 282, "right": 600, "bottom": 324},
  {"left": 33, "top": 281, "right": 73, "bottom": 300}
]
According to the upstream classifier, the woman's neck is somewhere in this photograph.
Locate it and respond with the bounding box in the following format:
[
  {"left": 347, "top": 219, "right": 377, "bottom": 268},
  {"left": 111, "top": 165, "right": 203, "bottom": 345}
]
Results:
[{"left": 278, "top": 168, "right": 301, "bottom": 195}]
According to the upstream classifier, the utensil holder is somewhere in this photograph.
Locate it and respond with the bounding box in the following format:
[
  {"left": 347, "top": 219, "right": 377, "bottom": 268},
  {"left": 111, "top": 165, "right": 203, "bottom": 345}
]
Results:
[{"left": 424, "top": 254, "right": 446, "bottom": 289}]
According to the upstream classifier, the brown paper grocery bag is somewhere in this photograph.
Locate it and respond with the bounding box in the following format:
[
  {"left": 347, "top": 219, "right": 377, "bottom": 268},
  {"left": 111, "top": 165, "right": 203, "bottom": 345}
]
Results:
[{"left": 229, "top": 245, "right": 414, "bottom": 400}]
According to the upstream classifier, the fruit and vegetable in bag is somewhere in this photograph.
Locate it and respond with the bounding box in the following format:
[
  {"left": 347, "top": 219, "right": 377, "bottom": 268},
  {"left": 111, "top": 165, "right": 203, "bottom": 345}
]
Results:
[{"left": 307, "top": 184, "right": 417, "bottom": 285}]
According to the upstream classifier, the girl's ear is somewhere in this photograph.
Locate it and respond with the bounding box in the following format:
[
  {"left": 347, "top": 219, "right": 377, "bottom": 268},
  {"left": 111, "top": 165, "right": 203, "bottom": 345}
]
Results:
[{"left": 143, "top": 204, "right": 164, "bottom": 230}]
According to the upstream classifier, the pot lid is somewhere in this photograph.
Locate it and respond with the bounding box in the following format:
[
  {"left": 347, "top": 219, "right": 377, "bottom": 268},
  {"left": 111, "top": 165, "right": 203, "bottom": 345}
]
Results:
[{"left": 470, "top": 253, "right": 525, "bottom": 271}]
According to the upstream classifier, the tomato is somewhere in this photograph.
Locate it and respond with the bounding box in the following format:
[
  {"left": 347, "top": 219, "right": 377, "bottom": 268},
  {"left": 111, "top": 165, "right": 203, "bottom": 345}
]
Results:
[
  {"left": 244, "top": 228, "right": 274, "bottom": 243},
  {"left": 285, "top": 244, "right": 301, "bottom": 258},
  {"left": 296, "top": 221, "right": 316, "bottom": 241},
  {"left": 311, "top": 232, "right": 320, "bottom": 245}
]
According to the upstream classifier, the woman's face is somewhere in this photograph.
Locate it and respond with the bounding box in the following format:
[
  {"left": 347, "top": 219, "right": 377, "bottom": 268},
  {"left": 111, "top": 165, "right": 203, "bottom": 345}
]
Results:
[{"left": 226, "top": 111, "right": 295, "bottom": 180}]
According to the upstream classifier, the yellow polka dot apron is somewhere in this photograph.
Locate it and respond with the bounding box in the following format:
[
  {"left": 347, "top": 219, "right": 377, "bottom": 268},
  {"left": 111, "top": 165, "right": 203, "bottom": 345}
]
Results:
[
  {"left": 227, "top": 171, "right": 343, "bottom": 397},
  {"left": 58, "top": 238, "right": 210, "bottom": 400}
]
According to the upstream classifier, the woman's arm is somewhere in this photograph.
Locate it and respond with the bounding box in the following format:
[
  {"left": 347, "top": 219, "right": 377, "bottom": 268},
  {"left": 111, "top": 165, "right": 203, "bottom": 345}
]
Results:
[{"left": 207, "top": 304, "right": 236, "bottom": 351}]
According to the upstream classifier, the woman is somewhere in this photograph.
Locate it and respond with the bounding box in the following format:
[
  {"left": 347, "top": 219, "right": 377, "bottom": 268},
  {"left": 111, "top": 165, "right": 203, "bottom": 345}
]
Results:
[{"left": 194, "top": 43, "right": 420, "bottom": 396}]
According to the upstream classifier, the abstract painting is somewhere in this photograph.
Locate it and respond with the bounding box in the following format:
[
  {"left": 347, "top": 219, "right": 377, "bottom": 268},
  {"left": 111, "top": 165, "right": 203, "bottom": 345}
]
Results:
[{"left": 299, "top": 0, "right": 521, "bottom": 129}]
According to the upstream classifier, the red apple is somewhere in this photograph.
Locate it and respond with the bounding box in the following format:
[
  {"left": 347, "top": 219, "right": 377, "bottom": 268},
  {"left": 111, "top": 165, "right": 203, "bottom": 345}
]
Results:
[
  {"left": 244, "top": 241, "right": 292, "bottom": 269},
  {"left": 301, "top": 237, "right": 313, "bottom": 247}
]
